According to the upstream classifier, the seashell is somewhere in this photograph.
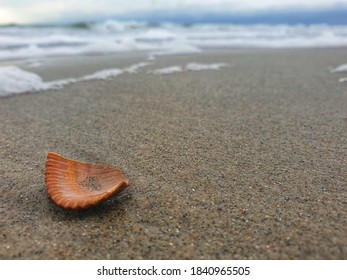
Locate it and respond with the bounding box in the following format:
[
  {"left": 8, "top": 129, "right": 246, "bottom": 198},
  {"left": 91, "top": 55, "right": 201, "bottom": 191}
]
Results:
[{"left": 45, "top": 152, "right": 129, "bottom": 210}]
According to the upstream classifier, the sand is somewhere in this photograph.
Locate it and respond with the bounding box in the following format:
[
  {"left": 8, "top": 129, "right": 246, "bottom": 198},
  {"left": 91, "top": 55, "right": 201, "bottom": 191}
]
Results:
[{"left": 0, "top": 48, "right": 346, "bottom": 259}]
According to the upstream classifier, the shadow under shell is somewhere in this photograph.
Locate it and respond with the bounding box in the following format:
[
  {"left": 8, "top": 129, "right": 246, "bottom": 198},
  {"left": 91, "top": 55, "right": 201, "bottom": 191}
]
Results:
[{"left": 45, "top": 152, "right": 130, "bottom": 210}]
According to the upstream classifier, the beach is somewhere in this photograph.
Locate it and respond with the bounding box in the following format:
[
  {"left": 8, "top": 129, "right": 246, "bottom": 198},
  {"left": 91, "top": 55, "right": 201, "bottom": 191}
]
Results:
[{"left": 0, "top": 48, "right": 346, "bottom": 259}]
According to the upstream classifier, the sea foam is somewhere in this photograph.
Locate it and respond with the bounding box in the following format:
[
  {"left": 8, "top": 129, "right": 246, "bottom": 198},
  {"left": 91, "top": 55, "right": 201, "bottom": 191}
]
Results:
[
  {"left": 185, "top": 62, "right": 228, "bottom": 71},
  {"left": 0, "top": 61, "right": 229, "bottom": 96},
  {"left": 330, "top": 62, "right": 347, "bottom": 82},
  {"left": 149, "top": 66, "right": 183, "bottom": 75},
  {"left": 150, "top": 63, "right": 228, "bottom": 75},
  {"left": 124, "top": 62, "right": 152, "bottom": 73},
  {"left": 0, "top": 66, "right": 48, "bottom": 96},
  {"left": 82, "top": 68, "right": 123, "bottom": 80},
  {"left": 331, "top": 63, "right": 347, "bottom": 73},
  {"left": 0, "top": 66, "right": 123, "bottom": 96}
]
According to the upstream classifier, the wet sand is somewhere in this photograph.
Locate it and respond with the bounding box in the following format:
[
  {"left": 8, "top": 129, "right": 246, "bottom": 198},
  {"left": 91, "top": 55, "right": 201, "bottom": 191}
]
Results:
[{"left": 0, "top": 48, "right": 346, "bottom": 259}]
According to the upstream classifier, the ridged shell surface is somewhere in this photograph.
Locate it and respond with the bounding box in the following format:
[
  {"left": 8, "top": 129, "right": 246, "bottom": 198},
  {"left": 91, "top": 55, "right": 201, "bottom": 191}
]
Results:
[{"left": 45, "top": 152, "right": 129, "bottom": 209}]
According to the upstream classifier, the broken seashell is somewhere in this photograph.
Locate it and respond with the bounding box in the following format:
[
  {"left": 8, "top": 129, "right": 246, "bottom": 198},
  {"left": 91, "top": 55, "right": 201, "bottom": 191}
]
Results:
[{"left": 45, "top": 152, "right": 129, "bottom": 210}]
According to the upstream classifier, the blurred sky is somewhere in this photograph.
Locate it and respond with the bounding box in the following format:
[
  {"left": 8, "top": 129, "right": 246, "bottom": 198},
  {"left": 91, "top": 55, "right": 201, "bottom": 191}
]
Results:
[{"left": 1, "top": 0, "right": 347, "bottom": 24}]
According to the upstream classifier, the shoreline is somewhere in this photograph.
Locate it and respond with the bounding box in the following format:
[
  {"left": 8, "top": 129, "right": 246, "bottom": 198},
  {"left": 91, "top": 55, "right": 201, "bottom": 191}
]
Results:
[
  {"left": 1, "top": 47, "right": 347, "bottom": 98},
  {"left": 1, "top": 46, "right": 347, "bottom": 78},
  {"left": 1, "top": 48, "right": 346, "bottom": 259}
]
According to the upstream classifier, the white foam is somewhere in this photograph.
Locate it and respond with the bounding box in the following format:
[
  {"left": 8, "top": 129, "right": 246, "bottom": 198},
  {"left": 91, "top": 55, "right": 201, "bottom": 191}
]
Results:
[
  {"left": 331, "top": 63, "right": 347, "bottom": 73},
  {"left": 185, "top": 62, "right": 228, "bottom": 71},
  {"left": 45, "top": 78, "right": 78, "bottom": 89},
  {"left": 1, "top": 60, "right": 230, "bottom": 96},
  {"left": 0, "top": 66, "right": 124, "bottom": 96},
  {"left": 150, "top": 62, "right": 228, "bottom": 75},
  {"left": 330, "top": 62, "right": 347, "bottom": 82},
  {"left": 0, "top": 61, "right": 152, "bottom": 96},
  {"left": 0, "top": 66, "right": 120, "bottom": 96},
  {"left": 82, "top": 68, "right": 123, "bottom": 80},
  {"left": 93, "top": 20, "right": 146, "bottom": 33},
  {"left": 149, "top": 66, "right": 183, "bottom": 75},
  {"left": 124, "top": 62, "right": 151, "bottom": 74},
  {"left": 0, "top": 66, "right": 47, "bottom": 96},
  {"left": 0, "top": 66, "right": 81, "bottom": 97}
]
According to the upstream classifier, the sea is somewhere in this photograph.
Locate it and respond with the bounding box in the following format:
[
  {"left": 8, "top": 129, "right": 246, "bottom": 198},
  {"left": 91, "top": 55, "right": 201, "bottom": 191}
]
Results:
[{"left": 1, "top": 20, "right": 347, "bottom": 96}]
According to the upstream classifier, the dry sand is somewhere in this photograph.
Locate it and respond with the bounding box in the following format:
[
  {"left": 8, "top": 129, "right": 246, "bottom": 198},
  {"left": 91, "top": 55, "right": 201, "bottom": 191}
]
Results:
[{"left": 0, "top": 48, "right": 346, "bottom": 259}]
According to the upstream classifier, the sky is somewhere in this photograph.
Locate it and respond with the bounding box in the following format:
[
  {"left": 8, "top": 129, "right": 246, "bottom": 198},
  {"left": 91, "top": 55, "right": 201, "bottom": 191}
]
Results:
[{"left": 1, "top": 0, "right": 347, "bottom": 24}]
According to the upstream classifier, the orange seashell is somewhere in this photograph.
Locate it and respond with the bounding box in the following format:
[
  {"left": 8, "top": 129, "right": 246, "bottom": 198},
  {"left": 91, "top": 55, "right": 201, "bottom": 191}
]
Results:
[{"left": 45, "top": 152, "right": 129, "bottom": 210}]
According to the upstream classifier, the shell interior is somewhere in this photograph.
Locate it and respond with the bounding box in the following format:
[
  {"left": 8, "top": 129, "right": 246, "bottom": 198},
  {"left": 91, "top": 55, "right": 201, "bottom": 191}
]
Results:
[{"left": 45, "top": 152, "right": 129, "bottom": 209}]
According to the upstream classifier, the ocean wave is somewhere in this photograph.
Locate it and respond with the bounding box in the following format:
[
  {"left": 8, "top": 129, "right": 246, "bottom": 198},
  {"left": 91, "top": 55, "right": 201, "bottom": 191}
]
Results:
[{"left": 1, "top": 20, "right": 347, "bottom": 61}]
